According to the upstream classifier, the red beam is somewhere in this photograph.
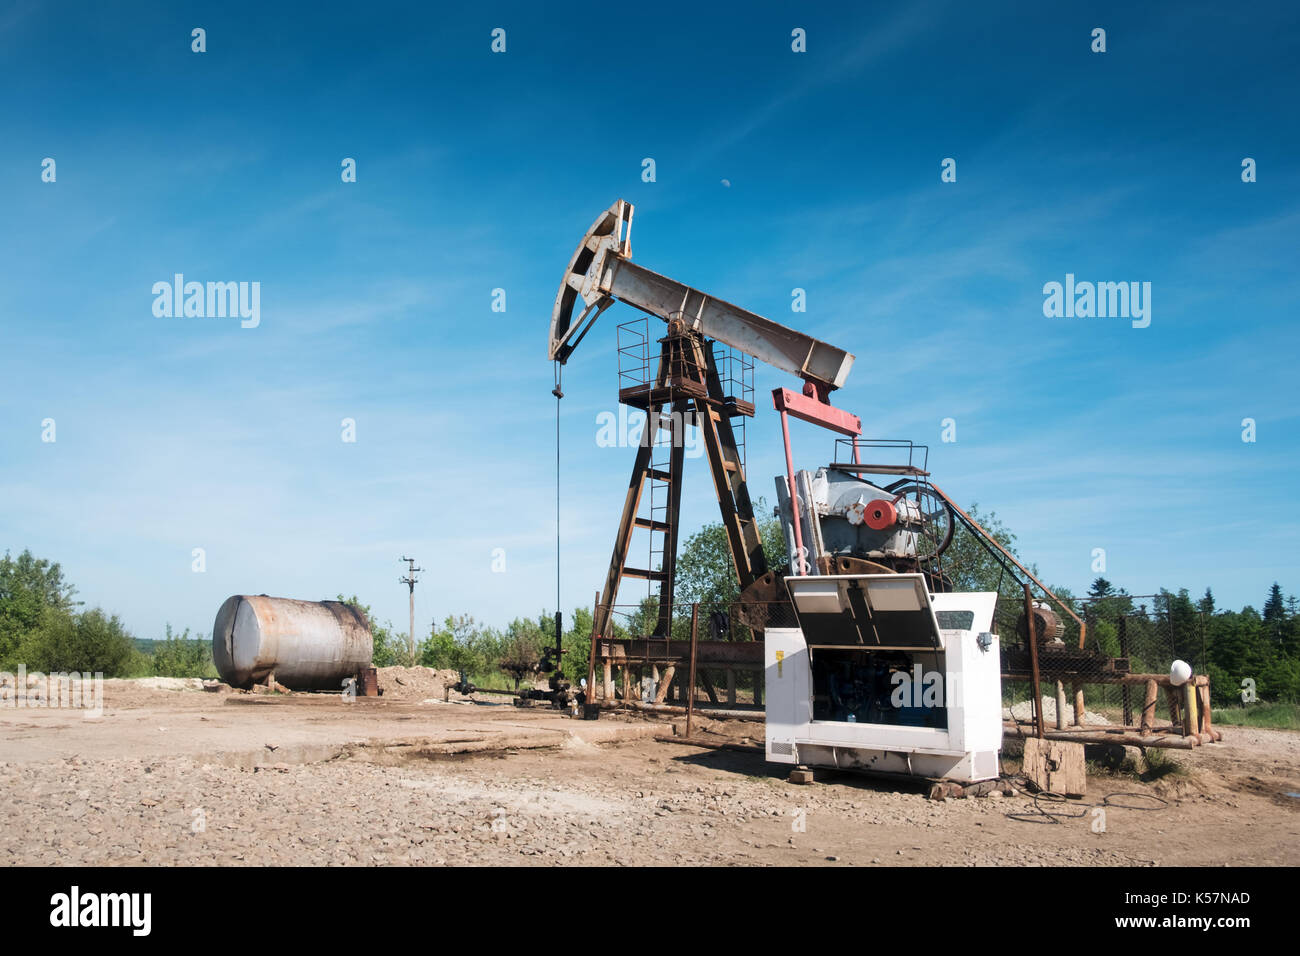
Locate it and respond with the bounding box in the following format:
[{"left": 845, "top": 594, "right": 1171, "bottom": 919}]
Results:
[{"left": 771, "top": 387, "right": 861, "bottom": 437}]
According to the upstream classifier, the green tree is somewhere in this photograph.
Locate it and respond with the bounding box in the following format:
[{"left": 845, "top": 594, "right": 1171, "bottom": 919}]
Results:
[
  {"left": 18, "top": 606, "right": 135, "bottom": 675},
  {"left": 1153, "top": 588, "right": 1201, "bottom": 666},
  {"left": 1206, "top": 607, "right": 1272, "bottom": 705},
  {"left": 152, "top": 624, "right": 217, "bottom": 678},
  {"left": 675, "top": 496, "right": 788, "bottom": 609},
  {"left": 561, "top": 604, "right": 593, "bottom": 683},
  {"left": 941, "top": 503, "right": 1031, "bottom": 595},
  {"left": 1285, "top": 596, "right": 1300, "bottom": 660},
  {"left": 418, "top": 614, "right": 490, "bottom": 675},
  {"left": 1263, "top": 582, "right": 1287, "bottom": 645},
  {"left": 501, "top": 615, "right": 546, "bottom": 673},
  {"left": 0, "top": 549, "right": 79, "bottom": 665},
  {"left": 625, "top": 594, "right": 660, "bottom": 639},
  {"left": 1080, "top": 579, "right": 1137, "bottom": 661}
]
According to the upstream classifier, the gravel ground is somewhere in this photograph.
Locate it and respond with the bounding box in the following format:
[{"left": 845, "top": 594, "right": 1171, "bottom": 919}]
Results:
[
  {"left": 1, "top": 682, "right": 1297, "bottom": 866},
  {"left": 0, "top": 748, "right": 1151, "bottom": 866}
]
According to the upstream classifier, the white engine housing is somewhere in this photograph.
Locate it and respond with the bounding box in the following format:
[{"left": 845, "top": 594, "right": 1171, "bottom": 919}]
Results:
[{"left": 764, "top": 576, "right": 1001, "bottom": 783}]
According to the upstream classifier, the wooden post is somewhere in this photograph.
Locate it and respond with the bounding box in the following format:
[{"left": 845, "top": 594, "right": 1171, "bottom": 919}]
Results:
[
  {"left": 1072, "top": 683, "right": 1086, "bottom": 727},
  {"left": 1055, "top": 680, "right": 1066, "bottom": 730},
  {"left": 654, "top": 665, "right": 676, "bottom": 704},
  {"left": 685, "top": 604, "right": 699, "bottom": 736},
  {"left": 603, "top": 657, "right": 614, "bottom": 701},
  {"left": 700, "top": 670, "right": 719, "bottom": 704},
  {"left": 1141, "top": 679, "right": 1158, "bottom": 735},
  {"left": 1197, "top": 681, "right": 1213, "bottom": 736},
  {"left": 1181, "top": 682, "right": 1197, "bottom": 737},
  {"left": 621, "top": 665, "right": 630, "bottom": 703}
]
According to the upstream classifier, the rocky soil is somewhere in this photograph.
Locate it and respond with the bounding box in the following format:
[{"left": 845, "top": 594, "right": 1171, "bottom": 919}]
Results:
[{"left": 1, "top": 681, "right": 1297, "bottom": 866}]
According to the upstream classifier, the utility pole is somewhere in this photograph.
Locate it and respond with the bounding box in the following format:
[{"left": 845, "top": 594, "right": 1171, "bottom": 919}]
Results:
[{"left": 399, "top": 557, "right": 424, "bottom": 667}]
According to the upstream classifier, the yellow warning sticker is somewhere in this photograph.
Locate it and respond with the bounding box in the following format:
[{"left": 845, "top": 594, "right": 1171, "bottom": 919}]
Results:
[{"left": 776, "top": 649, "right": 784, "bottom": 677}]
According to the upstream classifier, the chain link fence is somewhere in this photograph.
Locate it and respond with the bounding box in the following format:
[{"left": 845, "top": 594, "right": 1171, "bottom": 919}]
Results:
[
  {"left": 999, "top": 595, "right": 1205, "bottom": 728},
  {"left": 590, "top": 600, "right": 795, "bottom": 707}
]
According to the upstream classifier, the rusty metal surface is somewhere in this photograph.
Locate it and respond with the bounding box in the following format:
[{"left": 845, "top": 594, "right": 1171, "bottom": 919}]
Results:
[
  {"left": 212, "top": 595, "right": 372, "bottom": 690},
  {"left": 591, "top": 328, "right": 767, "bottom": 645},
  {"left": 358, "top": 666, "right": 379, "bottom": 697},
  {"left": 595, "top": 638, "right": 764, "bottom": 667},
  {"left": 549, "top": 200, "right": 854, "bottom": 390}
]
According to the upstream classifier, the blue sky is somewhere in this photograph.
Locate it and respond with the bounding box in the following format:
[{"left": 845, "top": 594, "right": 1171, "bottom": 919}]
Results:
[{"left": 2, "top": 0, "right": 1297, "bottom": 642}]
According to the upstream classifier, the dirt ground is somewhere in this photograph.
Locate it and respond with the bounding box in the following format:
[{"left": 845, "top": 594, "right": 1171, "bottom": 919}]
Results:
[{"left": 1, "top": 673, "right": 1297, "bottom": 866}]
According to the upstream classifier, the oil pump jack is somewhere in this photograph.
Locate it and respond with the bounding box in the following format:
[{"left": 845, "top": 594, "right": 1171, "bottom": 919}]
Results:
[
  {"left": 551, "top": 201, "right": 862, "bottom": 646},
  {"left": 546, "top": 201, "right": 1031, "bottom": 781},
  {"left": 547, "top": 202, "right": 1215, "bottom": 781},
  {"left": 549, "top": 199, "right": 967, "bottom": 664}
]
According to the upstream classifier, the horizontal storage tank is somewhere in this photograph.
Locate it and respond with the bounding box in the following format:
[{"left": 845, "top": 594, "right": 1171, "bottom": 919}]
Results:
[{"left": 212, "top": 595, "right": 372, "bottom": 690}]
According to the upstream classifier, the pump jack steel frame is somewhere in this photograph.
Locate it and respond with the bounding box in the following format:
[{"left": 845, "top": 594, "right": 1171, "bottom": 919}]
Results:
[
  {"left": 593, "top": 322, "right": 767, "bottom": 646},
  {"left": 548, "top": 200, "right": 863, "bottom": 703}
]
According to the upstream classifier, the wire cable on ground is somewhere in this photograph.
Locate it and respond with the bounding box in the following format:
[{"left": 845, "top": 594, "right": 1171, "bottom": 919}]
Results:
[{"left": 1004, "top": 785, "right": 1168, "bottom": 825}]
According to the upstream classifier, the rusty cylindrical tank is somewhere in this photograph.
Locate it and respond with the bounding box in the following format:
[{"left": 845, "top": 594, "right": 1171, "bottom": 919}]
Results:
[{"left": 212, "top": 595, "right": 372, "bottom": 690}]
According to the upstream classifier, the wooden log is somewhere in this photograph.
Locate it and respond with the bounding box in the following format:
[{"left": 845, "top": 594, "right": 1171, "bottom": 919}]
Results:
[
  {"left": 1073, "top": 683, "right": 1086, "bottom": 728},
  {"left": 1055, "top": 680, "right": 1067, "bottom": 730},
  {"left": 1165, "top": 685, "right": 1181, "bottom": 731},
  {"left": 1098, "top": 673, "right": 1211, "bottom": 685},
  {"left": 1020, "top": 722, "right": 1186, "bottom": 735},
  {"left": 653, "top": 665, "right": 676, "bottom": 705},
  {"left": 699, "top": 669, "right": 719, "bottom": 704},
  {"left": 653, "top": 734, "right": 762, "bottom": 754},
  {"left": 1141, "top": 679, "right": 1158, "bottom": 735},
  {"left": 601, "top": 699, "right": 763, "bottom": 720},
  {"left": 1198, "top": 683, "right": 1214, "bottom": 737},
  {"left": 603, "top": 659, "right": 614, "bottom": 701},
  {"left": 1004, "top": 722, "right": 1198, "bottom": 750}
]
